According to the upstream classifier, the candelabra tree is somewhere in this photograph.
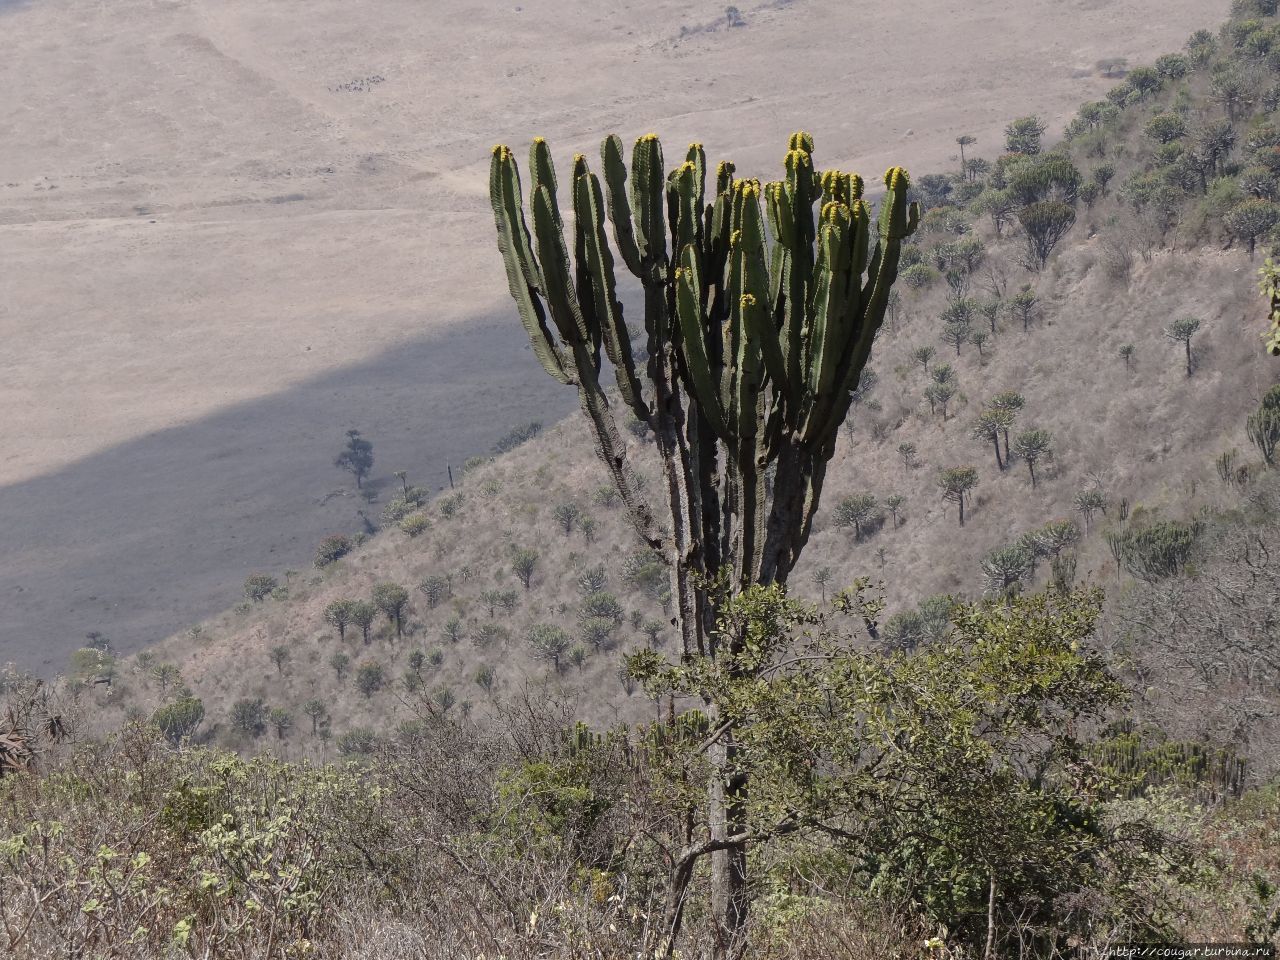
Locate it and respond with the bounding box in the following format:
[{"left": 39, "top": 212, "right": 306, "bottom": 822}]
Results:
[{"left": 489, "top": 131, "right": 917, "bottom": 954}]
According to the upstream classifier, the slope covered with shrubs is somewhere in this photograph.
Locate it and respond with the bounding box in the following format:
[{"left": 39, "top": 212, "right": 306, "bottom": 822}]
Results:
[{"left": 6, "top": 1, "right": 1280, "bottom": 955}]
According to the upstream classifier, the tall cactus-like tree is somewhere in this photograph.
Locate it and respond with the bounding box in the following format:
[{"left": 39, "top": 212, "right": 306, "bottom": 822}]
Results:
[
  {"left": 490, "top": 132, "right": 916, "bottom": 642},
  {"left": 489, "top": 132, "right": 916, "bottom": 952}
]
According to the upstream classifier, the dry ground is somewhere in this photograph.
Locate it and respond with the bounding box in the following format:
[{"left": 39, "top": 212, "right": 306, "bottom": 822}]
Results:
[{"left": 0, "top": 0, "right": 1225, "bottom": 670}]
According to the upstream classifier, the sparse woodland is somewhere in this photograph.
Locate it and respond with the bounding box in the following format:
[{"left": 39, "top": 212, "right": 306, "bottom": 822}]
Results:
[{"left": 7, "top": 1, "right": 1280, "bottom": 956}]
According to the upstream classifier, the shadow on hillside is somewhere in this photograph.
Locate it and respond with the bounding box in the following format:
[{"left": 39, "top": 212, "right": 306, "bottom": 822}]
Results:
[{"left": 0, "top": 315, "right": 576, "bottom": 674}]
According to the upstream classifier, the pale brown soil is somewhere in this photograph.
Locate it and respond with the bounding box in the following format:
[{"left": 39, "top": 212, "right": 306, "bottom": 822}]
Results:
[{"left": 0, "top": 0, "right": 1225, "bottom": 670}]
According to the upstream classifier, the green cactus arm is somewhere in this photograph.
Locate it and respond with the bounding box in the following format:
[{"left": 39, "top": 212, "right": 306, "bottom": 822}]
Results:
[
  {"left": 631, "top": 134, "right": 668, "bottom": 270},
  {"left": 825, "top": 167, "right": 919, "bottom": 436},
  {"left": 736, "top": 184, "right": 788, "bottom": 396},
  {"left": 734, "top": 292, "right": 766, "bottom": 443},
  {"left": 531, "top": 184, "right": 593, "bottom": 350},
  {"left": 779, "top": 150, "right": 817, "bottom": 403},
  {"left": 687, "top": 143, "right": 706, "bottom": 219},
  {"left": 573, "top": 159, "right": 647, "bottom": 413},
  {"left": 670, "top": 161, "right": 702, "bottom": 255},
  {"left": 529, "top": 139, "right": 560, "bottom": 225},
  {"left": 572, "top": 157, "right": 604, "bottom": 366},
  {"left": 489, "top": 146, "right": 573, "bottom": 384},
  {"left": 601, "top": 135, "right": 644, "bottom": 277},
  {"left": 674, "top": 248, "right": 729, "bottom": 436},
  {"left": 804, "top": 209, "right": 852, "bottom": 422}
]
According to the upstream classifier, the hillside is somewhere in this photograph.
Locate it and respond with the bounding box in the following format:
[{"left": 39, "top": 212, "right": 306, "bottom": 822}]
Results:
[
  {"left": 35, "top": 2, "right": 1280, "bottom": 767},
  {"left": 0, "top": 0, "right": 1224, "bottom": 670},
  {"left": 8, "top": 3, "right": 1280, "bottom": 958}
]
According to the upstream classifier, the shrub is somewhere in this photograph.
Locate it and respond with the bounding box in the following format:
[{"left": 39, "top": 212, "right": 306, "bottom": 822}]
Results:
[
  {"left": 1005, "top": 115, "right": 1048, "bottom": 155},
  {"left": 901, "top": 263, "right": 939, "bottom": 288},
  {"left": 512, "top": 548, "right": 539, "bottom": 591},
  {"left": 1247, "top": 384, "right": 1280, "bottom": 465},
  {"left": 314, "top": 535, "right": 353, "bottom": 568},
  {"left": 438, "top": 493, "right": 465, "bottom": 518},
  {"left": 355, "top": 660, "right": 386, "bottom": 697},
  {"left": 580, "top": 592, "right": 625, "bottom": 626},
  {"left": 400, "top": 514, "right": 431, "bottom": 538},
  {"left": 833, "top": 494, "right": 879, "bottom": 540},
  {"left": 381, "top": 497, "right": 415, "bottom": 524},
  {"left": 493, "top": 421, "right": 543, "bottom": 454},
  {"left": 230, "top": 698, "right": 268, "bottom": 738},
  {"left": 527, "top": 624, "right": 571, "bottom": 672},
  {"left": 328, "top": 652, "right": 350, "bottom": 682},
  {"left": 1107, "top": 520, "right": 1202, "bottom": 581},
  {"left": 372, "top": 583, "right": 410, "bottom": 638},
  {"left": 337, "top": 728, "right": 377, "bottom": 756},
  {"left": 151, "top": 697, "right": 205, "bottom": 745},
  {"left": 243, "top": 574, "right": 278, "bottom": 602},
  {"left": 418, "top": 576, "right": 451, "bottom": 609}
]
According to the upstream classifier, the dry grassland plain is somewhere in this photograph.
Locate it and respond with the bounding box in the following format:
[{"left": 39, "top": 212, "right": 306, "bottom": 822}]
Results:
[{"left": 0, "top": 0, "right": 1224, "bottom": 669}]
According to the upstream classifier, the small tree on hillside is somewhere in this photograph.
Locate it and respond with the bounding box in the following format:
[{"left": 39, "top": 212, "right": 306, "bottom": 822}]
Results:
[
  {"left": 1127, "top": 66, "right": 1162, "bottom": 100},
  {"left": 938, "top": 466, "right": 978, "bottom": 526},
  {"left": 553, "top": 502, "right": 582, "bottom": 536},
  {"left": 1075, "top": 488, "right": 1107, "bottom": 534},
  {"left": 528, "top": 624, "right": 571, "bottom": 673},
  {"left": 1005, "top": 115, "right": 1047, "bottom": 155},
  {"left": 911, "top": 346, "right": 936, "bottom": 371},
  {"left": 268, "top": 708, "right": 293, "bottom": 740},
  {"left": 314, "top": 534, "right": 353, "bottom": 568},
  {"left": 924, "top": 381, "right": 957, "bottom": 419},
  {"left": 989, "top": 391, "right": 1025, "bottom": 461},
  {"left": 1144, "top": 113, "right": 1187, "bottom": 145},
  {"left": 1224, "top": 198, "right": 1280, "bottom": 257},
  {"left": 152, "top": 697, "right": 204, "bottom": 746},
  {"left": 151, "top": 663, "right": 182, "bottom": 698},
  {"left": 244, "top": 574, "right": 278, "bottom": 602},
  {"left": 329, "top": 652, "right": 351, "bottom": 683},
  {"left": 512, "top": 548, "right": 538, "bottom": 591},
  {"left": 323, "top": 599, "right": 355, "bottom": 641},
  {"left": 1119, "top": 343, "right": 1135, "bottom": 370},
  {"left": 970, "top": 410, "right": 1006, "bottom": 470},
  {"left": 349, "top": 600, "right": 377, "bottom": 645},
  {"left": 941, "top": 320, "right": 972, "bottom": 356},
  {"left": 1013, "top": 429, "right": 1054, "bottom": 488},
  {"left": 956, "top": 134, "right": 976, "bottom": 171},
  {"left": 809, "top": 566, "right": 833, "bottom": 603},
  {"left": 418, "top": 576, "right": 450, "bottom": 610},
  {"left": 303, "top": 699, "right": 329, "bottom": 735},
  {"left": 334, "top": 430, "right": 374, "bottom": 489},
  {"left": 898, "top": 442, "right": 918, "bottom": 469},
  {"left": 356, "top": 660, "right": 386, "bottom": 698},
  {"left": 981, "top": 544, "right": 1033, "bottom": 598},
  {"left": 577, "top": 564, "right": 608, "bottom": 595},
  {"left": 885, "top": 494, "right": 905, "bottom": 529},
  {"left": 268, "top": 645, "right": 291, "bottom": 676},
  {"left": 1247, "top": 384, "right": 1280, "bottom": 466},
  {"left": 1019, "top": 202, "right": 1076, "bottom": 269},
  {"left": 1164, "top": 317, "right": 1202, "bottom": 376},
  {"left": 1009, "top": 286, "right": 1038, "bottom": 332},
  {"left": 231, "top": 698, "right": 267, "bottom": 738},
  {"left": 372, "top": 583, "right": 410, "bottom": 639},
  {"left": 833, "top": 494, "right": 879, "bottom": 540}
]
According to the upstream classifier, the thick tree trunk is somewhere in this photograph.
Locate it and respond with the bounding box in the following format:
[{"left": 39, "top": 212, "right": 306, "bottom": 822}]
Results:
[
  {"left": 983, "top": 872, "right": 997, "bottom": 960},
  {"left": 709, "top": 734, "right": 749, "bottom": 960}
]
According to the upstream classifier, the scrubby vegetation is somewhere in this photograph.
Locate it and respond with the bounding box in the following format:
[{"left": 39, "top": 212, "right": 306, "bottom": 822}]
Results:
[{"left": 7, "top": 2, "right": 1280, "bottom": 956}]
